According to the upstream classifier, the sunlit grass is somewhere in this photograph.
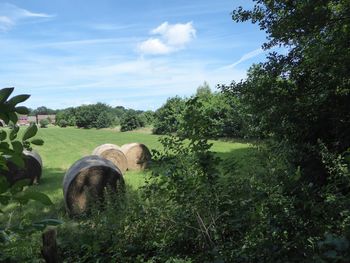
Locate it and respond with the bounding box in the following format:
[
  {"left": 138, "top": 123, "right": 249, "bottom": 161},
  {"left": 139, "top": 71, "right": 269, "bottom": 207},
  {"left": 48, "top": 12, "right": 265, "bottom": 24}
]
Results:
[{"left": 2, "top": 126, "right": 257, "bottom": 221}]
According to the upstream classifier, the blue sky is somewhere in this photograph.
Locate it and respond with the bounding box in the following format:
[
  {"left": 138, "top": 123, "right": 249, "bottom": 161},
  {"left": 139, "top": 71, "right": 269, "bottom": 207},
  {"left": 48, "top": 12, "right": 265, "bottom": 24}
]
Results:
[{"left": 0, "top": 0, "right": 268, "bottom": 110}]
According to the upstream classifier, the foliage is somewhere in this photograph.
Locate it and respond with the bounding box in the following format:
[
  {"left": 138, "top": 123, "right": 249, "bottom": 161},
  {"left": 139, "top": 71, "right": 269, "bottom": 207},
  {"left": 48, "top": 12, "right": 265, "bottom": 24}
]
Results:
[
  {"left": 229, "top": 0, "right": 350, "bottom": 183},
  {"left": 58, "top": 119, "right": 68, "bottom": 128},
  {"left": 56, "top": 107, "right": 76, "bottom": 126},
  {"left": 120, "top": 111, "right": 145, "bottom": 132},
  {"left": 29, "top": 106, "right": 56, "bottom": 116},
  {"left": 152, "top": 83, "right": 246, "bottom": 138},
  {"left": 0, "top": 87, "right": 59, "bottom": 261},
  {"left": 75, "top": 103, "right": 114, "bottom": 129},
  {"left": 153, "top": 96, "right": 186, "bottom": 135},
  {"left": 181, "top": 84, "right": 246, "bottom": 139},
  {"left": 140, "top": 110, "right": 155, "bottom": 126},
  {"left": 39, "top": 118, "right": 49, "bottom": 128}
]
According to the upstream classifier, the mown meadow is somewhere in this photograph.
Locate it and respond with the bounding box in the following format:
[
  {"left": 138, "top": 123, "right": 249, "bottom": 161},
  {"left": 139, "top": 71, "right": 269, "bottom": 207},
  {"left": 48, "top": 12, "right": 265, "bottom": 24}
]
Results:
[
  {"left": 31, "top": 126, "right": 254, "bottom": 196},
  {"left": 4, "top": 125, "right": 256, "bottom": 220}
]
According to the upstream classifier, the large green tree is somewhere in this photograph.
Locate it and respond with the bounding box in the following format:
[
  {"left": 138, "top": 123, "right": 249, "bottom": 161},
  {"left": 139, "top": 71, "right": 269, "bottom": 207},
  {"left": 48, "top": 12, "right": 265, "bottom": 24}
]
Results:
[{"left": 229, "top": 0, "right": 350, "bottom": 183}]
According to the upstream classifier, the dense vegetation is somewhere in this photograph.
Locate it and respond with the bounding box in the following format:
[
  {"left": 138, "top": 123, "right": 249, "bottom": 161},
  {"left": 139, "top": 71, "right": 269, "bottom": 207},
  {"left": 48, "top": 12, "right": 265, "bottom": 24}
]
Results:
[
  {"left": 152, "top": 82, "right": 246, "bottom": 138},
  {"left": 1, "top": 0, "right": 350, "bottom": 262}
]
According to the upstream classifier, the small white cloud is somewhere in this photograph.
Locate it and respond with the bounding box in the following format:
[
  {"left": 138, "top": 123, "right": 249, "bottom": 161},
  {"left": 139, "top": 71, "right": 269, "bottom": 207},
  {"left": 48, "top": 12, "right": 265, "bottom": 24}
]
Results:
[
  {"left": 0, "top": 3, "right": 54, "bottom": 31},
  {"left": 151, "top": 22, "right": 196, "bottom": 46},
  {"left": 138, "top": 38, "right": 172, "bottom": 55},
  {"left": 138, "top": 21, "right": 196, "bottom": 55}
]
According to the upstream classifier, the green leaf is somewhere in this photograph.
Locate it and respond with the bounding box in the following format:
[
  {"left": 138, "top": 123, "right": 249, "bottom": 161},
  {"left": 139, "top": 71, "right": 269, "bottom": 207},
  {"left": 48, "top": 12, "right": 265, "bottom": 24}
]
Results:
[
  {"left": 0, "top": 156, "right": 8, "bottom": 171},
  {"left": 0, "top": 87, "right": 14, "bottom": 104},
  {"left": 11, "top": 141, "right": 23, "bottom": 153},
  {"left": 7, "top": 94, "right": 30, "bottom": 106},
  {"left": 30, "top": 139, "right": 44, "bottom": 146},
  {"left": 15, "top": 191, "right": 53, "bottom": 206},
  {"left": 0, "top": 176, "right": 10, "bottom": 194},
  {"left": 9, "top": 127, "right": 18, "bottom": 140},
  {"left": 8, "top": 112, "right": 18, "bottom": 125},
  {"left": 0, "top": 130, "right": 6, "bottom": 141},
  {"left": 0, "top": 112, "right": 9, "bottom": 124},
  {"left": 10, "top": 178, "right": 30, "bottom": 194},
  {"left": 8, "top": 154, "right": 25, "bottom": 169},
  {"left": 22, "top": 123, "right": 38, "bottom": 141},
  {"left": 0, "top": 142, "right": 10, "bottom": 151},
  {"left": 0, "top": 195, "right": 10, "bottom": 205},
  {"left": 15, "top": 106, "right": 29, "bottom": 115}
]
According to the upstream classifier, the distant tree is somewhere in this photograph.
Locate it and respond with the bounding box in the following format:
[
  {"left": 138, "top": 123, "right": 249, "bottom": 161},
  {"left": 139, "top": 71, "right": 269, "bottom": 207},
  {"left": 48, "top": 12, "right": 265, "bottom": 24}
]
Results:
[
  {"left": 58, "top": 119, "right": 68, "bottom": 128},
  {"left": 153, "top": 96, "right": 186, "bottom": 135},
  {"left": 140, "top": 110, "right": 155, "bottom": 126},
  {"left": 96, "top": 111, "right": 112, "bottom": 129},
  {"left": 32, "top": 106, "right": 56, "bottom": 115},
  {"left": 120, "top": 111, "right": 145, "bottom": 132},
  {"left": 195, "top": 81, "right": 211, "bottom": 97},
  {"left": 39, "top": 118, "right": 49, "bottom": 128},
  {"left": 75, "top": 103, "right": 113, "bottom": 129},
  {"left": 56, "top": 107, "right": 76, "bottom": 126}
]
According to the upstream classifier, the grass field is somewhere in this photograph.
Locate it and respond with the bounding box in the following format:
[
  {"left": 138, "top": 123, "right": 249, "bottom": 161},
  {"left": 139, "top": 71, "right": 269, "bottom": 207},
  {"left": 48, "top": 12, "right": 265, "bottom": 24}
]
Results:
[{"left": 5, "top": 126, "right": 257, "bottom": 220}]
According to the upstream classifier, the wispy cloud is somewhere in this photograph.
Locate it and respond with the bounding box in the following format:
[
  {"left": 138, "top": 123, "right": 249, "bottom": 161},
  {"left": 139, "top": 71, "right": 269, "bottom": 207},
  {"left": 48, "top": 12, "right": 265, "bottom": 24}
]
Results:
[
  {"left": 224, "top": 48, "right": 264, "bottom": 68},
  {"left": 0, "top": 3, "right": 54, "bottom": 31},
  {"left": 138, "top": 22, "right": 196, "bottom": 55},
  {"left": 90, "top": 23, "right": 136, "bottom": 31}
]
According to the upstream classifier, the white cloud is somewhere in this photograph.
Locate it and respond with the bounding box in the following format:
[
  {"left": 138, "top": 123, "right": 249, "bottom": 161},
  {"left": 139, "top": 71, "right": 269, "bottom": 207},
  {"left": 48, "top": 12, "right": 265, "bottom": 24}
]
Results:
[
  {"left": 138, "top": 38, "right": 172, "bottom": 55},
  {"left": 0, "top": 16, "right": 14, "bottom": 31},
  {"left": 0, "top": 3, "right": 54, "bottom": 31},
  {"left": 138, "top": 21, "right": 196, "bottom": 55}
]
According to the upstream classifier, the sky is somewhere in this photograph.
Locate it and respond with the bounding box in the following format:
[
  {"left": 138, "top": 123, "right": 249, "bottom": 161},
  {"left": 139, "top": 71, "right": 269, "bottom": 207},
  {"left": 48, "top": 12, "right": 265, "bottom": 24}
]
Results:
[{"left": 0, "top": 0, "right": 268, "bottom": 110}]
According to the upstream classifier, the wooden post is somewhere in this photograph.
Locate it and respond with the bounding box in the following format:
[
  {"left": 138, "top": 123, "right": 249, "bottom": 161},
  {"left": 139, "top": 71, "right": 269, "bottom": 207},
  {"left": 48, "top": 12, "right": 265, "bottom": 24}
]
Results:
[{"left": 41, "top": 228, "right": 59, "bottom": 263}]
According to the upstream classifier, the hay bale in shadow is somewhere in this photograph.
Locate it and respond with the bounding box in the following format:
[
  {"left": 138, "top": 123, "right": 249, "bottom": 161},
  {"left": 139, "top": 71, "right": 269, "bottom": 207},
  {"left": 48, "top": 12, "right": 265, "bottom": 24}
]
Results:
[
  {"left": 4, "top": 150, "right": 42, "bottom": 185},
  {"left": 120, "top": 143, "right": 151, "bottom": 171},
  {"left": 92, "top": 144, "right": 127, "bottom": 174},
  {"left": 63, "top": 155, "right": 124, "bottom": 216}
]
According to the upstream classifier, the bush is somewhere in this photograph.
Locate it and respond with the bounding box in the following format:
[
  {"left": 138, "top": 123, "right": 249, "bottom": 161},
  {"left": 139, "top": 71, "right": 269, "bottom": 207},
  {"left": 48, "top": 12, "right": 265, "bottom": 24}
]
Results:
[
  {"left": 153, "top": 96, "right": 186, "bottom": 135},
  {"left": 120, "top": 111, "right": 145, "bottom": 132},
  {"left": 39, "top": 118, "right": 49, "bottom": 128},
  {"left": 56, "top": 107, "right": 76, "bottom": 126},
  {"left": 75, "top": 103, "right": 113, "bottom": 129},
  {"left": 58, "top": 119, "right": 68, "bottom": 127}
]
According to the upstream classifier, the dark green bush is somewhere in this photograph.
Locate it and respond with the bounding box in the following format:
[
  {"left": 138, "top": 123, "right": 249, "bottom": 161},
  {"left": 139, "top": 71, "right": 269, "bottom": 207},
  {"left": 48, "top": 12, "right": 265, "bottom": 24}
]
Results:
[
  {"left": 120, "top": 111, "right": 145, "bottom": 132},
  {"left": 153, "top": 96, "right": 186, "bottom": 135},
  {"left": 75, "top": 103, "right": 113, "bottom": 129}
]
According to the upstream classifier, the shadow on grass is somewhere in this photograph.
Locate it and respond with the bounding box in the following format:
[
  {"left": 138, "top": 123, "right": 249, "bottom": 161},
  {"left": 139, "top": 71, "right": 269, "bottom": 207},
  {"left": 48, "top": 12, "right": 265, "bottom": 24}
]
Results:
[
  {"left": 214, "top": 146, "right": 262, "bottom": 179},
  {"left": 2, "top": 166, "right": 144, "bottom": 225}
]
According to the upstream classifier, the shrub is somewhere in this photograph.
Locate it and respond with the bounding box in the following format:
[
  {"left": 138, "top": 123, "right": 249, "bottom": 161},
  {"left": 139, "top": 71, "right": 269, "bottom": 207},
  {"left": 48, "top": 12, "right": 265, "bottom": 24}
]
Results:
[
  {"left": 120, "top": 111, "right": 145, "bottom": 132},
  {"left": 75, "top": 103, "right": 113, "bottom": 129},
  {"left": 58, "top": 119, "right": 68, "bottom": 128},
  {"left": 95, "top": 111, "right": 112, "bottom": 129},
  {"left": 39, "top": 118, "right": 49, "bottom": 128},
  {"left": 153, "top": 96, "right": 186, "bottom": 135}
]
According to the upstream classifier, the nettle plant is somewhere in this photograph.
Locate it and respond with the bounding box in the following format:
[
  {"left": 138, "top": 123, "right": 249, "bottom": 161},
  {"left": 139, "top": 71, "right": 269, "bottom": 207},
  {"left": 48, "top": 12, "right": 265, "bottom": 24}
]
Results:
[{"left": 0, "top": 87, "right": 59, "bottom": 235}]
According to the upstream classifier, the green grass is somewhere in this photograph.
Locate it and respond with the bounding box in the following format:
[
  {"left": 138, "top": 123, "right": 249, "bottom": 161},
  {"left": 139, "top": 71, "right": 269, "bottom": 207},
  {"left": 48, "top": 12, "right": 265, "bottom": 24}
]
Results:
[{"left": 3, "top": 126, "right": 257, "bottom": 219}]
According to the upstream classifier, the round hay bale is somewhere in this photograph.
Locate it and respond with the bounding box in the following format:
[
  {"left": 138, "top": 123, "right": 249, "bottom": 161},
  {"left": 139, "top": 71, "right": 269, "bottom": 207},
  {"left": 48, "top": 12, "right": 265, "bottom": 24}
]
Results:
[
  {"left": 4, "top": 150, "right": 42, "bottom": 185},
  {"left": 121, "top": 143, "right": 151, "bottom": 171},
  {"left": 92, "top": 144, "right": 127, "bottom": 174},
  {"left": 63, "top": 155, "right": 124, "bottom": 216}
]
